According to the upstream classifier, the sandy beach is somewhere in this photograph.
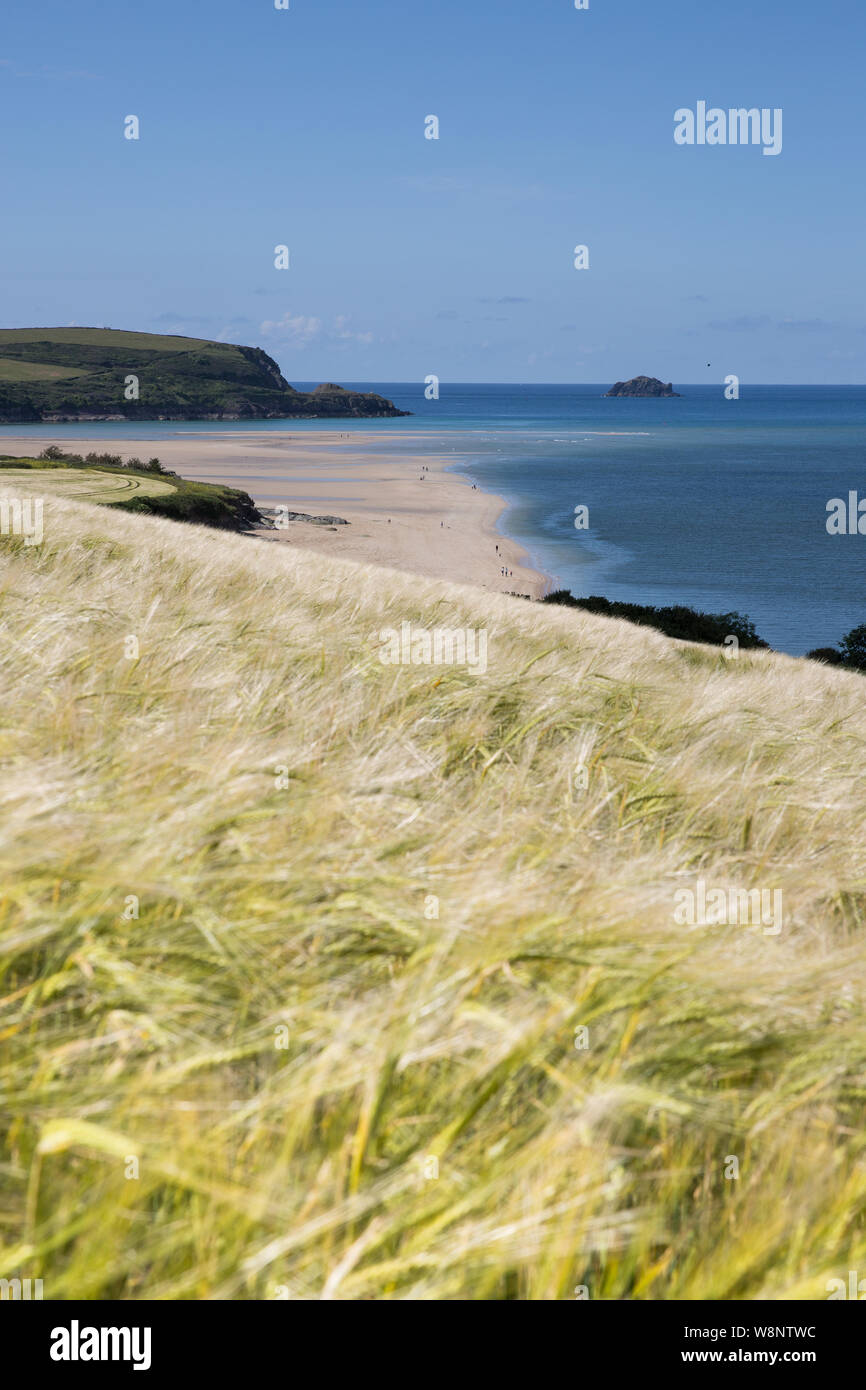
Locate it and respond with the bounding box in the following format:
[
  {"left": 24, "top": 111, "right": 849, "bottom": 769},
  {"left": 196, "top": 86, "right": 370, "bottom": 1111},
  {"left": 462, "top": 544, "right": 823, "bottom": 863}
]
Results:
[{"left": 0, "top": 429, "right": 549, "bottom": 599}]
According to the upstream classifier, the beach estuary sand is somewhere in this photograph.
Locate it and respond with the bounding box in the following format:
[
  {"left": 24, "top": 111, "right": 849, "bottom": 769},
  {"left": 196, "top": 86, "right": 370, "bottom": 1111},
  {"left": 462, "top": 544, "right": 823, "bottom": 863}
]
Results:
[{"left": 0, "top": 429, "right": 548, "bottom": 599}]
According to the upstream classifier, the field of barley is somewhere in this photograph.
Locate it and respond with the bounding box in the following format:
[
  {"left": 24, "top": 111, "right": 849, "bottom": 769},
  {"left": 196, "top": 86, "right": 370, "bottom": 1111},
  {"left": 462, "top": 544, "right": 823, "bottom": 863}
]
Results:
[{"left": 1, "top": 495, "right": 865, "bottom": 1301}]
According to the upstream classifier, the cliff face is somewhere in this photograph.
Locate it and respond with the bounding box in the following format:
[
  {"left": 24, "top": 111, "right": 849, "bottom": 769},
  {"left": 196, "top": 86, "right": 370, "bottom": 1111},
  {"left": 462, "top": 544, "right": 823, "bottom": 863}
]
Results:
[
  {"left": 605, "top": 376, "right": 681, "bottom": 397},
  {"left": 238, "top": 345, "right": 294, "bottom": 393},
  {"left": 0, "top": 328, "right": 411, "bottom": 421}
]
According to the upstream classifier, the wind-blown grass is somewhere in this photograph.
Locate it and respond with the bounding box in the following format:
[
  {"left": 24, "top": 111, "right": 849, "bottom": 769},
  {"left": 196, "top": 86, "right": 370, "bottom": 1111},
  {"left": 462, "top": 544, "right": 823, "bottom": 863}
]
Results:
[{"left": 1, "top": 496, "right": 865, "bottom": 1301}]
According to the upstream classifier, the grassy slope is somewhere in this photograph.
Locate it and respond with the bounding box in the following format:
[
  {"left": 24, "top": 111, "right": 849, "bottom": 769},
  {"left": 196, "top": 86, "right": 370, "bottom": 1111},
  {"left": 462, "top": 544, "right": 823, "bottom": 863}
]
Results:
[
  {"left": 0, "top": 327, "right": 214, "bottom": 351},
  {"left": 0, "top": 466, "right": 177, "bottom": 502},
  {"left": 0, "top": 358, "right": 92, "bottom": 383},
  {"left": 0, "top": 457, "right": 260, "bottom": 530},
  {"left": 1, "top": 498, "right": 865, "bottom": 1301}
]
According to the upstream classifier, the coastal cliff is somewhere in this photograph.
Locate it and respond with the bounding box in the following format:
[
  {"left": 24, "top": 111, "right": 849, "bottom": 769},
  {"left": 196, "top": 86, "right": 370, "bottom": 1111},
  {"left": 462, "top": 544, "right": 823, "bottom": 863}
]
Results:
[{"left": 0, "top": 327, "right": 410, "bottom": 422}]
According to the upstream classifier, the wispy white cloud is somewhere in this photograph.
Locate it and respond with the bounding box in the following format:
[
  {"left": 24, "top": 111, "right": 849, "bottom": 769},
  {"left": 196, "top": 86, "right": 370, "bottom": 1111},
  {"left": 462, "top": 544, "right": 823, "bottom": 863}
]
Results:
[
  {"left": 259, "top": 311, "right": 374, "bottom": 348},
  {"left": 259, "top": 311, "right": 322, "bottom": 343},
  {"left": 334, "top": 315, "right": 373, "bottom": 344}
]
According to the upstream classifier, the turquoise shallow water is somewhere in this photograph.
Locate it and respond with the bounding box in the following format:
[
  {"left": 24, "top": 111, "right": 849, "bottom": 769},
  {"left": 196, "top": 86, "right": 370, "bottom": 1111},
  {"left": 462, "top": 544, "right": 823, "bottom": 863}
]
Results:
[{"left": 4, "top": 383, "right": 865, "bottom": 655}]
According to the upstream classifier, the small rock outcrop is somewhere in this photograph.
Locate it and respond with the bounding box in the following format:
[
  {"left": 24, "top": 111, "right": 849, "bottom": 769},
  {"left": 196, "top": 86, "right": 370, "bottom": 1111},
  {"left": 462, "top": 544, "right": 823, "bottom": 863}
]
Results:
[{"left": 605, "top": 376, "right": 681, "bottom": 398}]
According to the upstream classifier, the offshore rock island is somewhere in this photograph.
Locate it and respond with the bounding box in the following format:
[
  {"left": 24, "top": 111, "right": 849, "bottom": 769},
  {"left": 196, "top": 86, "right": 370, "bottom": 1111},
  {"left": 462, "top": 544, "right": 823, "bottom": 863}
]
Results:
[
  {"left": 605, "top": 376, "right": 681, "bottom": 397},
  {"left": 0, "top": 327, "right": 410, "bottom": 422}
]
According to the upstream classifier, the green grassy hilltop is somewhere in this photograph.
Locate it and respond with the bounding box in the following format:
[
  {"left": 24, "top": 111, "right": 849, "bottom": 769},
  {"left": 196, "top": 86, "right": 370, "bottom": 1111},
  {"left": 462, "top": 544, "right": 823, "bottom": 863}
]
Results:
[{"left": 0, "top": 327, "right": 409, "bottom": 422}]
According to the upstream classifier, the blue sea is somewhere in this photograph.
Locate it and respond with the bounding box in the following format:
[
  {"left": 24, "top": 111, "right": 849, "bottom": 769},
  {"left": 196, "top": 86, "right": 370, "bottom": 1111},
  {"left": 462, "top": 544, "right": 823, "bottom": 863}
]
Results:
[{"left": 5, "top": 383, "right": 865, "bottom": 656}]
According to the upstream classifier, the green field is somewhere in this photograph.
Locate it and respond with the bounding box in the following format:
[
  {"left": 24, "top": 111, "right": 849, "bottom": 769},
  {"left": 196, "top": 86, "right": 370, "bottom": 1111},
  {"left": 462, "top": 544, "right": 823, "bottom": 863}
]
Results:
[
  {"left": 0, "top": 326, "right": 216, "bottom": 352},
  {"left": 0, "top": 466, "right": 177, "bottom": 503},
  {"left": 0, "top": 357, "right": 92, "bottom": 383},
  {"left": 0, "top": 452, "right": 260, "bottom": 529}
]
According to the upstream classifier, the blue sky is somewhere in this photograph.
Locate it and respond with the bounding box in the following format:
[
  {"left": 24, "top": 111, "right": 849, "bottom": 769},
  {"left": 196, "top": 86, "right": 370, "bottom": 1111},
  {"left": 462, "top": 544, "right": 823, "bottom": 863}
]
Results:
[{"left": 1, "top": 0, "right": 864, "bottom": 384}]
